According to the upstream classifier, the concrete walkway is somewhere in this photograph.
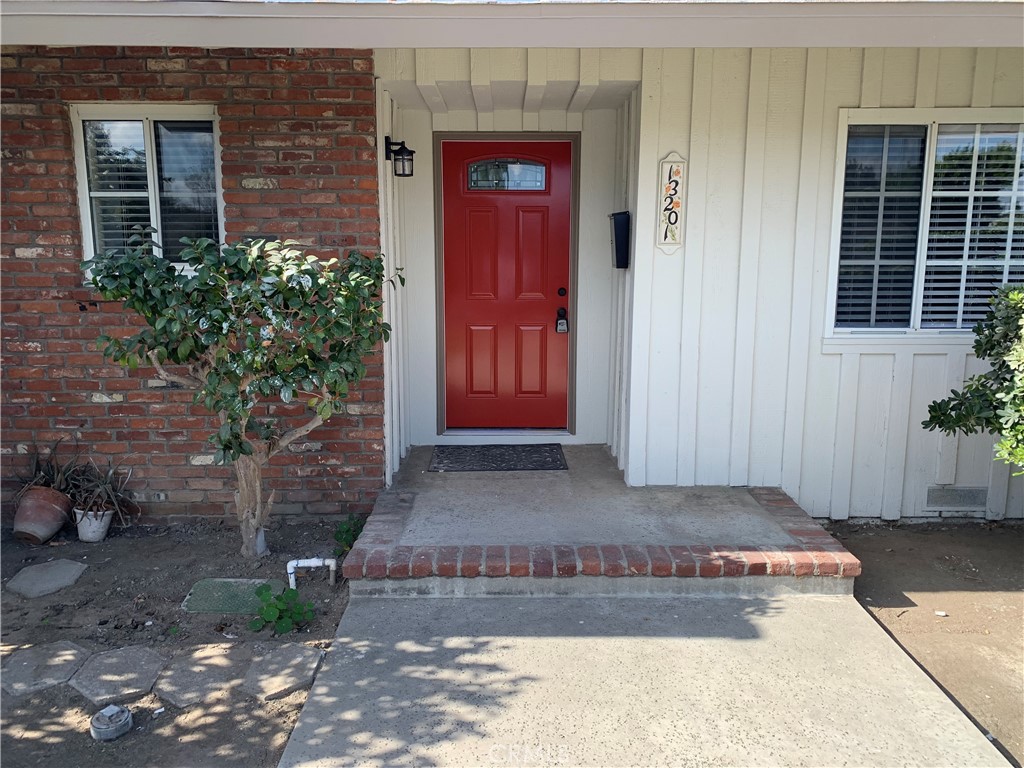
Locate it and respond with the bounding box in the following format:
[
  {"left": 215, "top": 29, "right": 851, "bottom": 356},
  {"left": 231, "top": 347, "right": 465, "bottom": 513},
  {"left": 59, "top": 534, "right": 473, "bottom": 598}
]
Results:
[
  {"left": 281, "top": 448, "right": 1004, "bottom": 767},
  {"left": 280, "top": 595, "right": 1007, "bottom": 768}
]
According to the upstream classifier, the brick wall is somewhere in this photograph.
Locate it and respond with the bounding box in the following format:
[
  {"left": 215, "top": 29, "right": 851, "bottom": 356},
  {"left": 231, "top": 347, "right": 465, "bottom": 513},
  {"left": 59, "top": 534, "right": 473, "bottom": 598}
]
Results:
[{"left": 0, "top": 46, "right": 385, "bottom": 522}]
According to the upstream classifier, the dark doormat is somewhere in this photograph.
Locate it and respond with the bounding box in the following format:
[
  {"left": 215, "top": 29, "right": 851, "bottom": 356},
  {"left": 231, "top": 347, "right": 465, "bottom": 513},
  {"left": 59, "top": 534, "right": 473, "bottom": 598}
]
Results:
[{"left": 428, "top": 444, "right": 568, "bottom": 472}]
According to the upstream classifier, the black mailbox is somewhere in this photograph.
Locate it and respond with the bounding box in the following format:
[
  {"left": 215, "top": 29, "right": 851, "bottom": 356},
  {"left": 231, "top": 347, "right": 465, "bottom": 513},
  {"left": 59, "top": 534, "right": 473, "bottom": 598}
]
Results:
[{"left": 609, "top": 211, "right": 630, "bottom": 269}]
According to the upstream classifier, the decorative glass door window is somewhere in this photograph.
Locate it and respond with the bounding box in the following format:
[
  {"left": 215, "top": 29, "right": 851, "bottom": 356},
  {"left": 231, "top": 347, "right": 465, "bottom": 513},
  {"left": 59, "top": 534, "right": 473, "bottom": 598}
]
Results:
[{"left": 467, "top": 158, "right": 547, "bottom": 191}]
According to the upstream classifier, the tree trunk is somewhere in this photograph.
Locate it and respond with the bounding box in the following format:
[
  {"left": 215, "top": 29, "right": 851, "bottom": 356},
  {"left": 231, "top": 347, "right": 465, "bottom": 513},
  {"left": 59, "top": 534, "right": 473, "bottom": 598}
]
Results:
[{"left": 234, "top": 451, "right": 274, "bottom": 559}]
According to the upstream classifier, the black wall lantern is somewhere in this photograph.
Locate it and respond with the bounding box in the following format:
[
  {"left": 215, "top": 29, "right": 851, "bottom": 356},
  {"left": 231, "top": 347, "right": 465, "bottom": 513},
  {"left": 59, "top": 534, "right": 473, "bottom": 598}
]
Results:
[{"left": 384, "top": 136, "right": 415, "bottom": 178}]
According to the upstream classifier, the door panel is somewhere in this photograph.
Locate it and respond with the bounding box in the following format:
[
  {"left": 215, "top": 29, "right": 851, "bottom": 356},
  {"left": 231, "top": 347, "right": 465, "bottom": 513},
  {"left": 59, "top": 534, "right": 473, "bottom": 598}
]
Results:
[{"left": 442, "top": 140, "right": 572, "bottom": 429}]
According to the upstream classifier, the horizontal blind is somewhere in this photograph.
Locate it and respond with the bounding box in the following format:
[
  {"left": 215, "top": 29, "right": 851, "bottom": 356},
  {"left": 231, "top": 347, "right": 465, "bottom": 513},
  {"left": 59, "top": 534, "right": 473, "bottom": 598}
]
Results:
[
  {"left": 835, "top": 125, "right": 926, "bottom": 328},
  {"left": 922, "top": 123, "right": 1024, "bottom": 328},
  {"left": 82, "top": 117, "right": 219, "bottom": 263},
  {"left": 83, "top": 120, "right": 152, "bottom": 256}
]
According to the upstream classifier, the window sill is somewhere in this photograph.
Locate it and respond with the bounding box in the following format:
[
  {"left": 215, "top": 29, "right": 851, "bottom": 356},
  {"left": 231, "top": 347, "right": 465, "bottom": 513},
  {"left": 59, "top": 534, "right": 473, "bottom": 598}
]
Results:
[{"left": 821, "top": 333, "right": 975, "bottom": 355}]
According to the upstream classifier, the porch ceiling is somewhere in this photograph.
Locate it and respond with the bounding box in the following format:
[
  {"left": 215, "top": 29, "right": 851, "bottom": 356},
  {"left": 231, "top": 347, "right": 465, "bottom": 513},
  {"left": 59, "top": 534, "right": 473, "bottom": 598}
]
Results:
[{"left": 376, "top": 48, "right": 642, "bottom": 113}]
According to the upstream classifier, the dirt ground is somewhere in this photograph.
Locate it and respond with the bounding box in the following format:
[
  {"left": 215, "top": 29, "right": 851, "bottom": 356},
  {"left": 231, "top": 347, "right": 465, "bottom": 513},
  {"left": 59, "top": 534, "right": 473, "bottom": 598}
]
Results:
[
  {"left": 830, "top": 522, "right": 1024, "bottom": 767},
  {"left": 1, "top": 519, "right": 349, "bottom": 768}
]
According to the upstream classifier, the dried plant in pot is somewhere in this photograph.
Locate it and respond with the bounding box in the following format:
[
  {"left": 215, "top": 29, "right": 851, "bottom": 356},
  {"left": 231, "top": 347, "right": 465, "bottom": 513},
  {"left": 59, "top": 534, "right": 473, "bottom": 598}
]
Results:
[
  {"left": 69, "top": 459, "right": 139, "bottom": 543},
  {"left": 13, "top": 440, "right": 80, "bottom": 545}
]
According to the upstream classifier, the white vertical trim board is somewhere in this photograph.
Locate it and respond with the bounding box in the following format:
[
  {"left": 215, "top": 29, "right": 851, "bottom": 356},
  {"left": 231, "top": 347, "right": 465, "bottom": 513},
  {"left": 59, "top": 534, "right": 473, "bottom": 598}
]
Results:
[
  {"left": 729, "top": 48, "right": 770, "bottom": 487},
  {"left": 623, "top": 49, "right": 665, "bottom": 486},
  {"left": 781, "top": 47, "right": 827, "bottom": 499},
  {"left": 881, "top": 353, "right": 914, "bottom": 520},
  {"left": 675, "top": 47, "right": 712, "bottom": 487},
  {"left": 829, "top": 353, "right": 861, "bottom": 520}
]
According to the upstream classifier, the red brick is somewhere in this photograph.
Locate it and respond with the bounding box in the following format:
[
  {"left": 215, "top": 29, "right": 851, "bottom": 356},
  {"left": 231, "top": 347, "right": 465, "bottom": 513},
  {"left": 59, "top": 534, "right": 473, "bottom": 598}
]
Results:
[
  {"left": 554, "top": 545, "right": 577, "bottom": 577},
  {"left": 689, "top": 545, "right": 724, "bottom": 577},
  {"left": 578, "top": 545, "right": 601, "bottom": 576},
  {"left": 485, "top": 546, "right": 508, "bottom": 578},
  {"left": 832, "top": 550, "right": 862, "bottom": 577},
  {"left": 667, "top": 546, "right": 697, "bottom": 577},
  {"left": 2, "top": 46, "right": 381, "bottom": 524},
  {"left": 712, "top": 547, "right": 747, "bottom": 577},
  {"left": 364, "top": 549, "right": 388, "bottom": 579},
  {"left": 531, "top": 546, "right": 554, "bottom": 578},
  {"left": 386, "top": 546, "right": 413, "bottom": 579},
  {"left": 411, "top": 547, "right": 435, "bottom": 578},
  {"left": 341, "top": 548, "right": 366, "bottom": 579},
  {"left": 509, "top": 545, "right": 531, "bottom": 577},
  {"left": 436, "top": 546, "right": 460, "bottom": 577},
  {"left": 760, "top": 548, "right": 794, "bottom": 576},
  {"left": 622, "top": 545, "right": 650, "bottom": 576},
  {"left": 782, "top": 546, "right": 816, "bottom": 577},
  {"left": 599, "top": 545, "right": 626, "bottom": 577},
  {"left": 645, "top": 546, "right": 672, "bottom": 577},
  {"left": 808, "top": 548, "right": 840, "bottom": 577},
  {"left": 460, "top": 546, "right": 483, "bottom": 578},
  {"left": 737, "top": 545, "right": 769, "bottom": 576}
]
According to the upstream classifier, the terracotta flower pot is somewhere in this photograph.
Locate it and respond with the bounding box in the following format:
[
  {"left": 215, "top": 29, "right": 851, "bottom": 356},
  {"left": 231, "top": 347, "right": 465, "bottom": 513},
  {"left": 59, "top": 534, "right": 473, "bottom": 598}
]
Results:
[{"left": 13, "top": 487, "right": 72, "bottom": 544}]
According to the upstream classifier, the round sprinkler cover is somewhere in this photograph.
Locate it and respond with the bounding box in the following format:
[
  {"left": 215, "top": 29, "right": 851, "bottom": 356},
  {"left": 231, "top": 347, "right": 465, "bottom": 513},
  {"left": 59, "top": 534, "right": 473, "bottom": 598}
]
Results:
[{"left": 90, "top": 704, "right": 133, "bottom": 742}]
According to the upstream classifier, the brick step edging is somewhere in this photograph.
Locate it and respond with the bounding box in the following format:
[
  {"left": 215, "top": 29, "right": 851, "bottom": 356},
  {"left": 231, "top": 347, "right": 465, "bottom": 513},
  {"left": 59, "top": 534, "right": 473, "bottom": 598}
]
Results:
[{"left": 342, "top": 543, "right": 861, "bottom": 581}]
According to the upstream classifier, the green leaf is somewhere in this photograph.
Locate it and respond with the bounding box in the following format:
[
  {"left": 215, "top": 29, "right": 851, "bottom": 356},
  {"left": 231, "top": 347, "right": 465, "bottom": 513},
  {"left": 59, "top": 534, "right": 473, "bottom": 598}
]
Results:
[
  {"left": 255, "top": 583, "right": 272, "bottom": 598},
  {"left": 260, "top": 604, "right": 280, "bottom": 622},
  {"left": 274, "top": 617, "right": 294, "bottom": 634},
  {"left": 248, "top": 618, "right": 265, "bottom": 632}
]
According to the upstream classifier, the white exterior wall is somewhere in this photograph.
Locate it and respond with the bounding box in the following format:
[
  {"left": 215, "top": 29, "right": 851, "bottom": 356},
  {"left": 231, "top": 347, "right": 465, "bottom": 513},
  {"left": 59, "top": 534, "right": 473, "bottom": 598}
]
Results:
[
  {"left": 378, "top": 46, "right": 1023, "bottom": 519},
  {"left": 627, "top": 46, "right": 1023, "bottom": 519}
]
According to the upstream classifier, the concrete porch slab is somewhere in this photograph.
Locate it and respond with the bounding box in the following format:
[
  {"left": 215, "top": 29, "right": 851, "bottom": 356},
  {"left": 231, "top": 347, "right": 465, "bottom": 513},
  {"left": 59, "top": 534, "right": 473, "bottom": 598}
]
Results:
[
  {"left": 342, "top": 446, "right": 859, "bottom": 592},
  {"left": 278, "top": 595, "right": 1007, "bottom": 768},
  {"left": 397, "top": 446, "right": 797, "bottom": 546}
]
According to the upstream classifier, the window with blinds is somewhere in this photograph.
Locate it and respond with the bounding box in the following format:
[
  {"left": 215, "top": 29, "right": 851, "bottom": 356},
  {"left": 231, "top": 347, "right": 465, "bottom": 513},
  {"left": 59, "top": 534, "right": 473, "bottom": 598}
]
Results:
[
  {"left": 836, "top": 125, "right": 927, "bottom": 327},
  {"left": 833, "top": 120, "right": 1023, "bottom": 332},
  {"left": 79, "top": 112, "right": 220, "bottom": 263}
]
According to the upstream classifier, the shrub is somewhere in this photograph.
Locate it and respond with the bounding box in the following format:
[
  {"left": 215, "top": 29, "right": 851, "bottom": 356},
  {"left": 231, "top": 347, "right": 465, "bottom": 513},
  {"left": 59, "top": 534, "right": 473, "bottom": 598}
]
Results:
[
  {"left": 88, "top": 234, "right": 401, "bottom": 557},
  {"left": 923, "top": 285, "right": 1024, "bottom": 473}
]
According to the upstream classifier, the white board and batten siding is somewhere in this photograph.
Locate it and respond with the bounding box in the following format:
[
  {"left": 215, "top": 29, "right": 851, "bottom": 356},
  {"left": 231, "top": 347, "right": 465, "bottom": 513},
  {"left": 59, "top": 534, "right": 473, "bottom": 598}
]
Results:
[
  {"left": 378, "top": 47, "right": 1023, "bottom": 520},
  {"left": 628, "top": 47, "right": 1023, "bottom": 520}
]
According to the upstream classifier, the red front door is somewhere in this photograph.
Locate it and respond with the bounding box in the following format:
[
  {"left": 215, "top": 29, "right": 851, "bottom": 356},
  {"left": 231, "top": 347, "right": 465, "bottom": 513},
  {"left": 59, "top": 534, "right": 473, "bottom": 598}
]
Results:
[{"left": 441, "top": 140, "right": 572, "bottom": 429}]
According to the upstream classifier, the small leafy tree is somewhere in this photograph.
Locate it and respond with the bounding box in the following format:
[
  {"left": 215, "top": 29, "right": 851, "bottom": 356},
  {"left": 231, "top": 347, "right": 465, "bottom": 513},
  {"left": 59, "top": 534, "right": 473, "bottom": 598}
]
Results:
[
  {"left": 88, "top": 235, "right": 399, "bottom": 558},
  {"left": 923, "top": 285, "right": 1024, "bottom": 474}
]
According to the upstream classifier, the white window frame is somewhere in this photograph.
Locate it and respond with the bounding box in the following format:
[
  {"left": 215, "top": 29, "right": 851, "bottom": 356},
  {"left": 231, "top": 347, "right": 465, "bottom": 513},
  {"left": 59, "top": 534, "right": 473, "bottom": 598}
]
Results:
[
  {"left": 824, "top": 107, "right": 1024, "bottom": 347},
  {"left": 71, "top": 103, "right": 225, "bottom": 267}
]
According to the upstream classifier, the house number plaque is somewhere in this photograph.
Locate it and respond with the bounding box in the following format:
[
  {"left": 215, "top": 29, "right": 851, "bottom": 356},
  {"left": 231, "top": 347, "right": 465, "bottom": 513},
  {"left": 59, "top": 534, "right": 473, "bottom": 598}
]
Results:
[{"left": 657, "top": 152, "right": 685, "bottom": 254}]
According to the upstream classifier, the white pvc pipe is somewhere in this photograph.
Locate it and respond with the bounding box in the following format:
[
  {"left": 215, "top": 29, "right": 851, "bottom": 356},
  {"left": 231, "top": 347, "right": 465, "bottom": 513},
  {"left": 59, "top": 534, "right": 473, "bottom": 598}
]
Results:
[{"left": 286, "top": 557, "right": 337, "bottom": 589}]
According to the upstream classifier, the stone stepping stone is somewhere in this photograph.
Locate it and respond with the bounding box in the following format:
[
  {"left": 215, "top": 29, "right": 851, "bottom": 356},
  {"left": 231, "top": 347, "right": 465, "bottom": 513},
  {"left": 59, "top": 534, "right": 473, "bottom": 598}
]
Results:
[
  {"left": 242, "top": 643, "right": 324, "bottom": 701},
  {"left": 69, "top": 645, "right": 166, "bottom": 706},
  {"left": 6, "top": 559, "right": 88, "bottom": 598},
  {"left": 155, "top": 643, "right": 250, "bottom": 708},
  {"left": 1, "top": 641, "right": 91, "bottom": 696},
  {"left": 181, "top": 578, "right": 285, "bottom": 615}
]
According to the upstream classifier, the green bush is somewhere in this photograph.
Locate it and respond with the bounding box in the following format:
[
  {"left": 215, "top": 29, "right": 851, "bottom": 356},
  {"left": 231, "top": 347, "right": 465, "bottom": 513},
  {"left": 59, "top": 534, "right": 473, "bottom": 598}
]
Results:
[
  {"left": 923, "top": 285, "right": 1024, "bottom": 473},
  {"left": 88, "top": 233, "right": 401, "bottom": 557}
]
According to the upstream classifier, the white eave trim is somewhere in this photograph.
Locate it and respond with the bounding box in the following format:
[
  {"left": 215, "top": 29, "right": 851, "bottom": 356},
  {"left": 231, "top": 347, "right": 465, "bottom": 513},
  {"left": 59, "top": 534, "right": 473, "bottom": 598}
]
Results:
[{"left": 3, "top": 1, "right": 1023, "bottom": 48}]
